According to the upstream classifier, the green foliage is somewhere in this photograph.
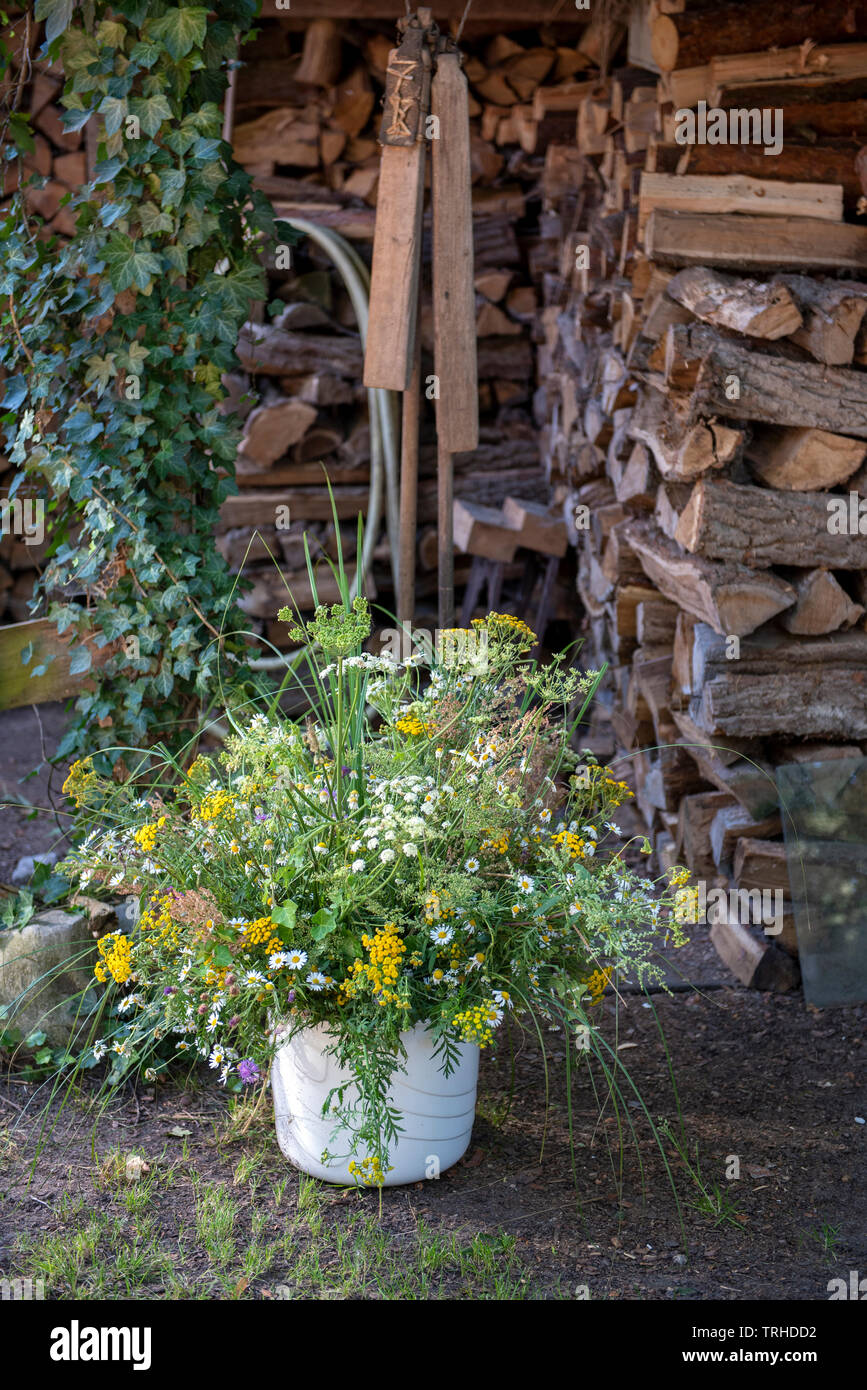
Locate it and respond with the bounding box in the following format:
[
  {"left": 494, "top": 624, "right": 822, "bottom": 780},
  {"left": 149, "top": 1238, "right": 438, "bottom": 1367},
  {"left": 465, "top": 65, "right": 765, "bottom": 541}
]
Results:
[{"left": 0, "top": 0, "right": 295, "bottom": 762}]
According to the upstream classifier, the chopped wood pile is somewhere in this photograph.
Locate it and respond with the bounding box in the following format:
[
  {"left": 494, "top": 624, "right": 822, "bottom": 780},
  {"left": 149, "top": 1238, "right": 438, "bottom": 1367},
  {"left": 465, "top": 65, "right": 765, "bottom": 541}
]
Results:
[{"left": 540, "top": 0, "right": 867, "bottom": 989}]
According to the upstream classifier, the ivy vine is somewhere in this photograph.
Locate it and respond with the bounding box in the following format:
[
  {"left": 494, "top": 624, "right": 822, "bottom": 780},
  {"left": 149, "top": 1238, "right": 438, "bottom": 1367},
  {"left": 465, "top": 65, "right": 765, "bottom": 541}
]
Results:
[{"left": 0, "top": 0, "right": 293, "bottom": 766}]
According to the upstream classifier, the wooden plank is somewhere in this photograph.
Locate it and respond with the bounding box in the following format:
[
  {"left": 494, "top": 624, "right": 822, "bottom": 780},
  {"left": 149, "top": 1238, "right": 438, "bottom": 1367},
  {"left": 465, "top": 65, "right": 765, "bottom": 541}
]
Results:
[
  {"left": 260, "top": 0, "right": 590, "bottom": 16},
  {"left": 363, "top": 143, "right": 426, "bottom": 391},
  {"left": 639, "top": 173, "right": 843, "bottom": 236},
  {"left": 431, "top": 51, "right": 478, "bottom": 454},
  {"left": 645, "top": 211, "right": 867, "bottom": 274},
  {"left": 0, "top": 619, "right": 113, "bottom": 711}
]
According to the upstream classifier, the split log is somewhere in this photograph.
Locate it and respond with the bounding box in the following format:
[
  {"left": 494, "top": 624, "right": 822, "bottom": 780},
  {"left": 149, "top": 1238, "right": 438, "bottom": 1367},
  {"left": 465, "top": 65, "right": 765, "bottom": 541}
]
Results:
[
  {"left": 678, "top": 790, "right": 738, "bottom": 876},
  {"left": 295, "top": 20, "right": 343, "bottom": 88},
  {"left": 638, "top": 173, "right": 843, "bottom": 235},
  {"left": 745, "top": 427, "right": 867, "bottom": 492},
  {"left": 232, "top": 110, "right": 320, "bottom": 167},
  {"left": 675, "top": 477, "right": 867, "bottom": 569},
  {"left": 612, "top": 441, "right": 656, "bottom": 509},
  {"left": 671, "top": 709, "right": 778, "bottom": 819},
  {"left": 689, "top": 628, "right": 867, "bottom": 739},
  {"left": 238, "top": 399, "right": 317, "bottom": 468},
  {"left": 710, "top": 42, "right": 867, "bottom": 99},
  {"left": 654, "top": 483, "right": 693, "bottom": 541},
  {"left": 775, "top": 275, "right": 867, "bottom": 366},
  {"left": 679, "top": 142, "right": 864, "bottom": 217},
  {"left": 779, "top": 570, "right": 865, "bottom": 635},
  {"left": 628, "top": 386, "right": 742, "bottom": 482},
  {"left": 453, "top": 500, "right": 518, "bottom": 563},
  {"left": 710, "top": 806, "right": 782, "bottom": 870},
  {"left": 645, "top": 211, "right": 867, "bottom": 275},
  {"left": 636, "top": 596, "right": 678, "bottom": 646},
  {"left": 668, "top": 323, "right": 867, "bottom": 438},
  {"left": 237, "top": 325, "right": 362, "bottom": 378},
  {"left": 666, "top": 266, "right": 801, "bottom": 341},
  {"left": 331, "top": 65, "right": 375, "bottom": 138},
  {"left": 709, "top": 914, "right": 800, "bottom": 992},
  {"left": 733, "top": 838, "right": 791, "bottom": 896},
  {"left": 623, "top": 519, "right": 796, "bottom": 637},
  {"left": 501, "top": 497, "right": 568, "bottom": 557},
  {"left": 650, "top": 5, "right": 867, "bottom": 73}
]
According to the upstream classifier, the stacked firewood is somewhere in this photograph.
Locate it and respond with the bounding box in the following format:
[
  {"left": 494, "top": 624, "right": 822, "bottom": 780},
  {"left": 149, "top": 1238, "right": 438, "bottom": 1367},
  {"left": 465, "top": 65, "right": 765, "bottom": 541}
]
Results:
[{"left": 540, "top": 1, "right": 867, "bottom": 988}]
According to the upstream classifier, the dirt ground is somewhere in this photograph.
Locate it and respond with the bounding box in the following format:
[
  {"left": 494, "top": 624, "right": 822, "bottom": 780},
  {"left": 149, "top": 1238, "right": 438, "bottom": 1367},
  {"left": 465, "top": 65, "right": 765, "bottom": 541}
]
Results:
[{"left": 1, "top": 704, "right": 865, "bottom": 1301}]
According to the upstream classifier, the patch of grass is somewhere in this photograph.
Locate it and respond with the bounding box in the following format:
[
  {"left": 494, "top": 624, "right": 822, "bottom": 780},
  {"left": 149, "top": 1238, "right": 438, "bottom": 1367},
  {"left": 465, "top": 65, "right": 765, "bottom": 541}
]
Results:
[
  {"left": 659, "top": 1122, "right": 745, "bottom": 1232},
  {"left": 798, "top": 1222, "right": 841, "bottom": 1264},
  {"left": 193, "top": 1179, "right": 238, "bottom": 1268}
]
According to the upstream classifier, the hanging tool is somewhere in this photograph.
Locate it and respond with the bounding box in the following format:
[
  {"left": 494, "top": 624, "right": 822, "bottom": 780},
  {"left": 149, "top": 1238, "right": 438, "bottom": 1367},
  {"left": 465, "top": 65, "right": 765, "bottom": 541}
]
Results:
[
  {"left": 363, "top": 9, "right": 435, "bottom": 393},
  {"left": 431, "top": 37, "right": 478, "bottom": 630}
]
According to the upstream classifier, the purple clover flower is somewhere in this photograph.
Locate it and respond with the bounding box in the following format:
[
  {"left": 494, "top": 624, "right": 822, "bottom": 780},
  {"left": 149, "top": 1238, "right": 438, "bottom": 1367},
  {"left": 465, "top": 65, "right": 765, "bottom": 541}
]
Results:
[
  {"left": 238, "top": 1059, "right": 261, "bottom": 1085},
  {"left": 163, "top": 987, "right": 176, "bottom": 996}
]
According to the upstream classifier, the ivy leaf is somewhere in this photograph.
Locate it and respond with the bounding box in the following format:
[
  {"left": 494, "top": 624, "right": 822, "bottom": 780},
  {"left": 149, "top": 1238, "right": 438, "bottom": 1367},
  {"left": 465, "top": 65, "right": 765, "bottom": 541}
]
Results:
[
  {"left": 98, "top": 95, "right": 128, "bottom": 138},
  {"left": 129, "top": 93, "right": 173, "bottom": 138},
  {"left": 163, "top": 243, "right": 188, "bottom": 275},
  {"left": 68, "top": 646, "right": 92, "bottom": 676},
  {"left": 7, "top": 113, "right": 35, "bottom": 155},
  {"left": 61, "top": 104, "right": 97, "bottom": 134},
  {"left": 84, "top": 353, "right": 118, "bottom": 394},
  {"left": 103, "top": 234, "right": 162, "bottom": 292},
  {"left": 128, "top": 38, "right": 161, "bottom": 68},
  {"left": 159, "top": 166, "right": 186, "bottom": 206},
  {"left": 149, "top": 7, "right": 208, "bottom": 62},
  {"left": 34, "top": 0, "right": 74, "bottom": 45},
  {"left": 93, "top": 155, "right": 124, "bottom": 185},
  {"left": 95, "top": 19, "right": 128, "bottom": 49},
  {"left": 138, "top": 201, "right": 174, "bottom": 236},
  {"left": 1, "top": 376, "right": 28, "bottom": 411}
]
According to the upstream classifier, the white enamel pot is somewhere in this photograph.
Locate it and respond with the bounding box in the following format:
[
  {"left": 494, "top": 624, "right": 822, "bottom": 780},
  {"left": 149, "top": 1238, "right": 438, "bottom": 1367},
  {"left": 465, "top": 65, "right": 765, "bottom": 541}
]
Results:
[{"left": 270, "top": 1020, "right": 479, "bottom": 1186}]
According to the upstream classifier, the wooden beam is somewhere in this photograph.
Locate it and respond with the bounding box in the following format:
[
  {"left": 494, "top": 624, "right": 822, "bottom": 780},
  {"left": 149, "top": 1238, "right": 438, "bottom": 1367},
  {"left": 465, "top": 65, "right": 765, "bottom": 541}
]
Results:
[
  {"left": 259, "top": 0, "right": 590, "bottom": 17},
  {"left": 0, "top": 619, "right": 113, "bottom": 711}
]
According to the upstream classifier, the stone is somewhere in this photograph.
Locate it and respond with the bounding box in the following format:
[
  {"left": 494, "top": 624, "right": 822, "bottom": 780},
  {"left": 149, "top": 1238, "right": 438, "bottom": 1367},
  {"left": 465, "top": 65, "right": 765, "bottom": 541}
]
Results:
[
  {"left": 0, "top": 910, "right": 98, "bottom": 1047},
  {"left": 11, "top": 852, "right": 59, "bottom": 885}
]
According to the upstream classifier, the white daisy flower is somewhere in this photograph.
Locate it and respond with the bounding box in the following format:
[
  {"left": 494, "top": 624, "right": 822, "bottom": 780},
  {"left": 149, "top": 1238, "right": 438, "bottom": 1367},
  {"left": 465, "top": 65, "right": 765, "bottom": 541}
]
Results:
[
  {"left": 483, "top": 1004, "right": 504, "bottom": 1027},
  {"left": 539, "top": 807, "right": 552, "bottom": 824},
  {"left": 209, "top": 1047, "right": 225, "bottom": 1070},
  {"left": 285, "top": 949, "right": 308, "bottom": 970},
  {"left": 430, "top": 925, "right": 454, "bottom": 945},
  {"left": 243, "top": 970, "right": 265, "bottom": 987},
  {"left": 268, "top": 951, "right": 289, "bottom": 970},
  {"left": 493, "top": 990, "right": 513, "bottom": 1010},
  {"left": 313, "top": 842, "right": 328, "bottom": 855},
  {"left": 306, "top": 971, "right": 327, "bottom": 991},
  {"left": 517, "top": 875, "right": 535, "bottom": 894},
  {"left": 465, "top": 857, "right": 480, "bottom": 874}
]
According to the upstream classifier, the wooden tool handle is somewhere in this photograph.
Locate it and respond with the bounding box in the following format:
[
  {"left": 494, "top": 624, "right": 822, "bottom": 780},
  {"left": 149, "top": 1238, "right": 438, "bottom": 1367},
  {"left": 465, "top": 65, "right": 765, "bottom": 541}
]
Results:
[{"left": 431, "top": 51, "right": 479, "bottom": 454}]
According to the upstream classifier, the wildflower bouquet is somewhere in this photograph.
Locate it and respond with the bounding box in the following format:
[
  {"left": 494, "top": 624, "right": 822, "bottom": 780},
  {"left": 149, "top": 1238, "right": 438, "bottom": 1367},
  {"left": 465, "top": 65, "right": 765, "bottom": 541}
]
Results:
[{"left": 62, "top": 598, "right": 688, "bottom": 1177}]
